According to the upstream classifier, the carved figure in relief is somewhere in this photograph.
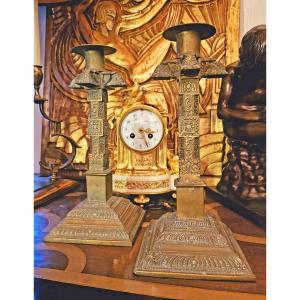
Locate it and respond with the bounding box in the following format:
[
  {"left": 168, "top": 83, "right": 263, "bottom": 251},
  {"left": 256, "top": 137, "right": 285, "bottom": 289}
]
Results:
[
  {"left": 46, "top": 0, "right": 239, "bottom": 180},
  {"left": 217, "top": 25, "right": 266, "bottom": 200},
  {"left": 74, "top": 0, "right": 136, "bottom": 71},
  {"left": 73, "top": 0, "right": 175, "bottom": 83}
]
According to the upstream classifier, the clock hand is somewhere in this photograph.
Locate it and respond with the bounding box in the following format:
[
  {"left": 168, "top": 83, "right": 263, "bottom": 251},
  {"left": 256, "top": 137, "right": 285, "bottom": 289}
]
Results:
[
  {"left": 138, "top": 128, "right": 149, "bottom": 147},
  {"left": 142, "top": 132, "right": 149, "bottom": 147},
  {"left": 145, "top": 128, "right": 157, "bottom": 134},
  {"left": 139, "top": 128, "right": 157, "bottom": 134}
]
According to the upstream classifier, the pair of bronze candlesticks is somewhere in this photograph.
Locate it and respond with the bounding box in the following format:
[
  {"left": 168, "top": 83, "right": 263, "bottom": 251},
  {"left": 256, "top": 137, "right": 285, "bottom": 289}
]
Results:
[{"left": 45, "top": 23, "right": 255, "bottom": 281}]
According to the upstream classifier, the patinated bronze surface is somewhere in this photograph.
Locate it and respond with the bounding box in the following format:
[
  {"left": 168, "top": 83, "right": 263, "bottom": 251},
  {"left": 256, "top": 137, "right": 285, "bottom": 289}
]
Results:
[
  {"left": 34, "top": 65, "right": 44, "bottom": 103},
  {"left": 45, "top": 45, "right": 145, "bottom": 246},
  {"left": 134, "top": 23, "right": 255, "bottom": 281},
  {"left": 34, "top": 65, "right": 80, "bottom": 182},
  {"left": 217, "top": 25, "right": 266, "bottom": 202}
]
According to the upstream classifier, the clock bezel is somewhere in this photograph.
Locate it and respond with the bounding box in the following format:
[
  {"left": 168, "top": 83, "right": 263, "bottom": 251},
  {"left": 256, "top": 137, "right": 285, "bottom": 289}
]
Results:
[{"left": 119, "top": 105, "right": 166, "bottom": 153}]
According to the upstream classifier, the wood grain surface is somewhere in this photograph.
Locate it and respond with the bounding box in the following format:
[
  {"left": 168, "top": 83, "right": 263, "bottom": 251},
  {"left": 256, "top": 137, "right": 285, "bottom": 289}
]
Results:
[
  {"left": 34, "top": 179, "right": 79, "bottom": 207},
  {"left": 34, "top": 191, "right": 266, "bottom": 300}
]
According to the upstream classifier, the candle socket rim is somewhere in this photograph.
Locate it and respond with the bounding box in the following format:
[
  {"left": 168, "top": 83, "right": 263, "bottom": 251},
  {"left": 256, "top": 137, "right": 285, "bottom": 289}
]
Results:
[
  {"left": 71, "top": 44, "right": 116, "bottom": 57},
  {"left": 163, "top": 23, "right": 216, "bottom": 42}
]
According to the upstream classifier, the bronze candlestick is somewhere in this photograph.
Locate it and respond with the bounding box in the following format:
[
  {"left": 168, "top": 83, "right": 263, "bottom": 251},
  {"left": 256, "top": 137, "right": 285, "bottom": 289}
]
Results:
[
  {"left": 134, "top": 24, "right": 255, "bottom": 281},
  {"left": 34, "top": 65, "right": 80, "bottom": 182},
  {"left": 45, "top": 44, "right": 145, "bottom": 246}
]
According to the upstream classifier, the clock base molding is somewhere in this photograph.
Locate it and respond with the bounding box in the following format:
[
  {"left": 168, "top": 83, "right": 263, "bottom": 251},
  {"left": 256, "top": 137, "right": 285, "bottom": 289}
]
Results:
[
  {"left": 134, "top": 212, "right": 255, "bottom": 281},
  {"left": 44, "top": 196, "right": 145, "bottom": 247},
  {"left": 113, "top": 174, "right": 171, "bottom": 195},
  {"left": 113, "top": 174, "right": 221, "bottom": 199}
]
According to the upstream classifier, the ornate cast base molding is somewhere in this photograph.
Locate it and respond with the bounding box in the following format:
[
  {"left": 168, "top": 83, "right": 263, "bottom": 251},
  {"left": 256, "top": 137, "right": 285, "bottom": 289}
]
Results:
[
  {"left": 44, "top": 196, "right": 145, "bottom": 246},
  {"left": 113, "top": 174, "right": 171, "bottom": 195},
  {"left": 134, "top": 212, "right": 255, "bottom": 281}
]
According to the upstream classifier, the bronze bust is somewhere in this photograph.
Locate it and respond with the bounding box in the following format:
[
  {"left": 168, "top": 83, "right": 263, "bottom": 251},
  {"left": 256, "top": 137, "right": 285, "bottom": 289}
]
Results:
[{"left": 217, "top": 25, "right": 266, "bottom": 201}]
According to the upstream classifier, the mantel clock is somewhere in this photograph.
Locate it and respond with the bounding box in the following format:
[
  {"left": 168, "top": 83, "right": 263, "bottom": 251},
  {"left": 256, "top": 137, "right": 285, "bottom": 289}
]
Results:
[
  {"left": 113, "top": 104, "right": 170, "bottom": 204},
  {"left": 120, "top": 106, "right": 164, "bottom": 153}
]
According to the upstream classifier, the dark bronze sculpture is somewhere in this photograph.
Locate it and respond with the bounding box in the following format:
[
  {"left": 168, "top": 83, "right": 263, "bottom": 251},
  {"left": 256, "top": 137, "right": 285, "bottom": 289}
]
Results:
[{"left": 217, "top": 25, "right": 266, "bottom": 202}]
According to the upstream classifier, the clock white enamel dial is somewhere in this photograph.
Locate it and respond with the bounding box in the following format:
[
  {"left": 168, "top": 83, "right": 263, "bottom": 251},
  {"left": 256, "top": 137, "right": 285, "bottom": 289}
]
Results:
[{"left": 120, "top": 106, "right": 164, "bottom": 152}]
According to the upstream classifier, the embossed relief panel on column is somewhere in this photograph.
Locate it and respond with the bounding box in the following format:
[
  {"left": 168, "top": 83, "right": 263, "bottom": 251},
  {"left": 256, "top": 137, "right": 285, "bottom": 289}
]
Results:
[
  {"left": 41, "top": 0, "right": 240, "bottom": 183},
  {"left": 88, "top": 136, "right": 109, "bottom": 172},
  {"left": 178, "top": 117, "right": 200, "bottom": 137},
  {"left": 179, "top": 78, "right": 199, "bottom": 96},
  {"left": 178, "top": 137, "right": 200, "bottom": 176},
  {"left": 179, "top": 95, "right": 199, "bottom": 115},
  {"left": 89, "top": 101, "right": 106, "bottom": 119}
]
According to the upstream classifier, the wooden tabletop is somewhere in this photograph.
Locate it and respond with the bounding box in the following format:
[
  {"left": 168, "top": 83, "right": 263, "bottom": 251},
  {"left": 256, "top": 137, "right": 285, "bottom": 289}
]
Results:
[{"left": 34, "top": 191, "right": 266, "bottom": 300}]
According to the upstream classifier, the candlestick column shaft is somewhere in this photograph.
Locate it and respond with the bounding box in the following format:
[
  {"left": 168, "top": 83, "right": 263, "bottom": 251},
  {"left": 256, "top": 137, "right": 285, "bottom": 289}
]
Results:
[
  {"left": 178, "top": 77, "right": 200, "bottom": 178},
  {"left": 176, "top": 75, "right": 205, "bottom": 219},
  {"left": 175, "top": 31, "right": 205, "bottom": 219},
  {"left": 86, "top": 87, "right": 112, "bottom": 202}
]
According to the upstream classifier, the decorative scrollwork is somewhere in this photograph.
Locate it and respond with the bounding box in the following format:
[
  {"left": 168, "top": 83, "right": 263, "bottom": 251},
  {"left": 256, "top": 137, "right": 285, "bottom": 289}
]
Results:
[{"left": 34, "top": 65, "right": 81, "bottom": 182}]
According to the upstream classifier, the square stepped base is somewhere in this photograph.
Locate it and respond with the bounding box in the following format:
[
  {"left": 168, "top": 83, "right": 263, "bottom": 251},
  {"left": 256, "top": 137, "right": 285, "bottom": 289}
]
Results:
[
  {"left": 44, "top": 196, "right": 145, "bottom": 246},
  {"left": 134, "top": 212, "right": 255, "bottom": 281}
]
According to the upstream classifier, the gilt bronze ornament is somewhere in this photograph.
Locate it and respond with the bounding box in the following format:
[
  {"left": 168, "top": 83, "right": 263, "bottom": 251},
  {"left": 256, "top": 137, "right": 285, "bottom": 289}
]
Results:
[
  {"left": 45, "top": 45, "right": 145, "bottom": 246},
  {"left": 134, "top": 23, "right": 255, "bottom": 281},
  {"left": 113, "top": 102, "right": 170, "bottom": 206}
]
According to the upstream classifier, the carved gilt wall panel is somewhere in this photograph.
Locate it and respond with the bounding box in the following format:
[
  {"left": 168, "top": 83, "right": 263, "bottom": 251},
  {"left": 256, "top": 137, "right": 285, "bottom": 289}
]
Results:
[{"left": 41, "top": 0, "right": 240, "bottom": 182}]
